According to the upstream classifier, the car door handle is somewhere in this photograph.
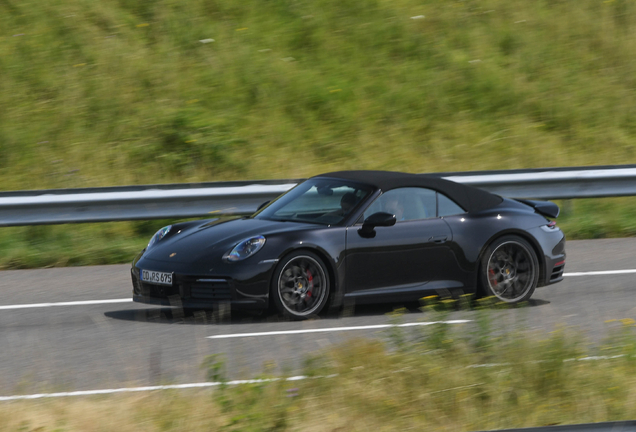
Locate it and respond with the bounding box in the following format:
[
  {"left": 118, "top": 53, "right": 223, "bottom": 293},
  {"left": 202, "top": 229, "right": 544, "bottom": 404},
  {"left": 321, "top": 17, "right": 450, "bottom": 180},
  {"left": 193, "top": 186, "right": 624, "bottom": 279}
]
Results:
[{"left": 429, "top": 235, "right": 448, "bottom": 244}]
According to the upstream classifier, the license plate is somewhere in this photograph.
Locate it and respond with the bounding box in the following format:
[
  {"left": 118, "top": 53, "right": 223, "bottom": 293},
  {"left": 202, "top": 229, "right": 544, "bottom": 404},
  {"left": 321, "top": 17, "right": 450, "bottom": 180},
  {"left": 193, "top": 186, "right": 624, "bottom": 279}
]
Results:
[{"left": 141, "top": 270, "right": 173, "bottom": 286}]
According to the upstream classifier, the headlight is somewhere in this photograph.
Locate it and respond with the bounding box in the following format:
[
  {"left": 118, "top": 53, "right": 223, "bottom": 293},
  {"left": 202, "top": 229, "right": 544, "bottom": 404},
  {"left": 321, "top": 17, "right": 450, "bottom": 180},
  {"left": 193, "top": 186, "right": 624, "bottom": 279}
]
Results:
[
  {"left": 226, "top": 236, "right": 266, "bottom": 262},
  {"left": 147, "top": 225, "right": 172, "bottom": 249}
]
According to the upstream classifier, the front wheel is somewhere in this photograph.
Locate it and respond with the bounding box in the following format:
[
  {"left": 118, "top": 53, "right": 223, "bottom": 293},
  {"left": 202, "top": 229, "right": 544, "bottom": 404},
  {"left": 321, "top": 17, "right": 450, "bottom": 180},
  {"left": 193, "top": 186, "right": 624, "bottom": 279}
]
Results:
[
  {"left": 271, "top": 251, "right": 330, "bottom": 320},
  {"left": 479, "top": 236, "right": 539, "bottom": 303}
]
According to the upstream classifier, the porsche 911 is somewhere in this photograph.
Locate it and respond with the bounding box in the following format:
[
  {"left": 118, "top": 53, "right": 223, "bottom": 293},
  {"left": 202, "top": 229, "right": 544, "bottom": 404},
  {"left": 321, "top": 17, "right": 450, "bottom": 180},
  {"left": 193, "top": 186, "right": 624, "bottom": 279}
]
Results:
[{"left": 131, "top": 171, "right": 565, "bottom": 319}]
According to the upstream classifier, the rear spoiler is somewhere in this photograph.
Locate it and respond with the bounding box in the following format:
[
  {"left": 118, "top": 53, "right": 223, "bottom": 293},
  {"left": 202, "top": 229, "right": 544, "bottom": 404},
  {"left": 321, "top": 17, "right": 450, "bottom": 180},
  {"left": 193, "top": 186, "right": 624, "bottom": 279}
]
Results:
[{"left": 516, "top": 199, "right": 560, "bottom": 218}]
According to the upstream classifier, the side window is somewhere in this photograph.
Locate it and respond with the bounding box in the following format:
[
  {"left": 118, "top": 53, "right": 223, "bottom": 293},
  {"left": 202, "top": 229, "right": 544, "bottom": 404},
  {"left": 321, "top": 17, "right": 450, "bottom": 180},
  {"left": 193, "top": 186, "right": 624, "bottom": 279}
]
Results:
[
  {"left": 438, "top": 193, "right": 465, "bottom": 217},
  {"left": 362, "top": 188, "right": 437, "bottom": 222}
]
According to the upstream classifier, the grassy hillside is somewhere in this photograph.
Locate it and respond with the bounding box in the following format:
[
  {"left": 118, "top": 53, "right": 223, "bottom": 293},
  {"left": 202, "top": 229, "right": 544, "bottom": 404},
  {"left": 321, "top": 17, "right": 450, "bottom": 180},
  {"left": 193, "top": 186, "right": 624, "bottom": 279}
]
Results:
[
  {"left": 0, "top": 0, "right": 635, "bottom": 267},
  {"left": 2, "top": 0, "right": 635, "bottom": 189}
]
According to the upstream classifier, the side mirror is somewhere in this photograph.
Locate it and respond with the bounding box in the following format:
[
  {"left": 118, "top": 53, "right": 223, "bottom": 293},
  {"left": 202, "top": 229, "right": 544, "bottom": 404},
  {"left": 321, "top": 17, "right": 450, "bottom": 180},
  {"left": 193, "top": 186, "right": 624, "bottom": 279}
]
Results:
[
  {"left": 256, "top": 200, "right": 270, "bottom": 211},
  {"left": 359, "top": 212, "right": 396, "bottom": 237}
]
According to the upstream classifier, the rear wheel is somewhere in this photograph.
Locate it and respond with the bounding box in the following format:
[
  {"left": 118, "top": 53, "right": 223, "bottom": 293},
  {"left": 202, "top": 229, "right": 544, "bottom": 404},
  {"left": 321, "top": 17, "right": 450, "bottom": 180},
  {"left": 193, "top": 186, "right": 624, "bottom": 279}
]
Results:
[
  {"left": 271, "top": 251, "right": 330, "bottom": 320},
  {"left": 480, "top": 236, "right": 539, "bottom": 303}
]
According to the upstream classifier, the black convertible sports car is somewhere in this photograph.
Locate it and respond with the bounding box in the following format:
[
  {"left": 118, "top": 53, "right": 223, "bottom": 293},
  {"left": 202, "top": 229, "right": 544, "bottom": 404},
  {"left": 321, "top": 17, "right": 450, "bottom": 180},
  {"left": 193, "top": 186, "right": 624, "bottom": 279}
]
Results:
[{"left": 131, "top": 171, "right": 565, "bottom": 319}]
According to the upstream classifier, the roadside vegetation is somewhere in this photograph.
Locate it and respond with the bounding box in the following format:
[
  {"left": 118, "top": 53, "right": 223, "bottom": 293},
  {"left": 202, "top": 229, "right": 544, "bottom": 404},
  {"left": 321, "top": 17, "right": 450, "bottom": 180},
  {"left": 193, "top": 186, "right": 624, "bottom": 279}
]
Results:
[
  {"left": 0, "top": 197, "right": 630, "bottom": 270},
  {"left": 0, "top": 0, "right": 635, "bottom": 267},
  {"left": 2, "top": 303, "right": 636, "bottom": 431}
]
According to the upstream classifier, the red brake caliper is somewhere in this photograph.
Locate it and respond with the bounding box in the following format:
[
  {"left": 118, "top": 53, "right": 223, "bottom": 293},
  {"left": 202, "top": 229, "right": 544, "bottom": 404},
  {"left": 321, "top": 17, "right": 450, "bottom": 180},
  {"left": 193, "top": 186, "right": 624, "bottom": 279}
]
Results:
[
  {"left": 488, "top": 268, "right": 497, "bottom": 286},
  {"left": 306, "top": 269, "right": 313, "bottom": 297}
]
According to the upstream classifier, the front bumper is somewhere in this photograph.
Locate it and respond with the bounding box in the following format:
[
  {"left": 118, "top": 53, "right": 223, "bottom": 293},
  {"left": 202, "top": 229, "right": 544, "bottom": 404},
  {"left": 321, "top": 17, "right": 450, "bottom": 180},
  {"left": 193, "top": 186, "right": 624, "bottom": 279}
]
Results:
[{"left": 131, "top": 266, "right": 270, "bottom": 310}]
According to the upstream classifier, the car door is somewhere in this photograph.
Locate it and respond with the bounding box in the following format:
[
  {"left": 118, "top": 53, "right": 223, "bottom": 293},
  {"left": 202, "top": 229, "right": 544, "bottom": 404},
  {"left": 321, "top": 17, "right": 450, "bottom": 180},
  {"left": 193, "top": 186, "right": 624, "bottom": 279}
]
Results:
[{"left": 344, "top": 187, "right": 459, "bottom": 299}]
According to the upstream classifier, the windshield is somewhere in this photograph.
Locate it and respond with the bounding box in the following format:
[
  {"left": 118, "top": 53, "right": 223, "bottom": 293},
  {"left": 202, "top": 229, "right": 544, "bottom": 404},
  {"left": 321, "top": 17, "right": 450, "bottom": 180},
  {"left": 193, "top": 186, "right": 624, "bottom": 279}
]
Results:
[{"left": 254, "top": 178, "right": 373, "bottom": 225}]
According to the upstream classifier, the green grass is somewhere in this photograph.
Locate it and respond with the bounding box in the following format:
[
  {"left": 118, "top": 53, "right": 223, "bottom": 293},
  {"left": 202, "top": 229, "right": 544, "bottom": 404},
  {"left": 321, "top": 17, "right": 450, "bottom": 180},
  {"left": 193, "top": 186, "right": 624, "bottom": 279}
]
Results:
[
  {"left": 1, "top": 0, "right": 635, "bottom": 267},
  {"left": 0, "top": 223, "right": 147, "bottom": 269},
  {"left": 1, "top": 0, "right": 635, "bottom": 188},
  {"left": 557, "top": 198, "right": 636, "bottom": 239},
  {"left": 3, "top": 308, "right": 636, "bottom": 431}
]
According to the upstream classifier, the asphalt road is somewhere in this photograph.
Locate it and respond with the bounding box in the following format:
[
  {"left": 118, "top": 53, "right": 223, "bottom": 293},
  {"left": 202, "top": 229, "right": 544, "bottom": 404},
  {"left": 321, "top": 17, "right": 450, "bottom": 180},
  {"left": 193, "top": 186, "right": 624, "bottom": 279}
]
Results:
[{"left": 0, "top": 238, "right": 635, "bottom": 395}]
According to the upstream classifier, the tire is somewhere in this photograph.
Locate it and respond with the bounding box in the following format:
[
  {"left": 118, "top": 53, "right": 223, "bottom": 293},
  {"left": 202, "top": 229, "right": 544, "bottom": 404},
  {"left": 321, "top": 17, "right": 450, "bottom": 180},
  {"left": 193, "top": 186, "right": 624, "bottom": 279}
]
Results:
[
  {"left": 479, "top": 235, "right": 539, "bottom": 303},
  {"left": 271, "top": 250, "right": 330, "bottom": 320}
]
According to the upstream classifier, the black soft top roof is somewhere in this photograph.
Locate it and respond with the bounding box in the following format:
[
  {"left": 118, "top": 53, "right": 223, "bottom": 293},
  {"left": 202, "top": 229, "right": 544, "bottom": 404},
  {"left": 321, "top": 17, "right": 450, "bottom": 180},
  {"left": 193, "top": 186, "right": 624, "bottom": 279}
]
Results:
[{"left": 315, "top": 170, "right": 503, "bottom": 213}]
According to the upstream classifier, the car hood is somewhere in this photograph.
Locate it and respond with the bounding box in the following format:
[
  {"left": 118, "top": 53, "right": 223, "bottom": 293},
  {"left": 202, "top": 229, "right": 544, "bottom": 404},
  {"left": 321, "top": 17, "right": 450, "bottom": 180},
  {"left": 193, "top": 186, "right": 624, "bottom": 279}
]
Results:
[{"left": 142, "top": 217, "right": 317, "bottom": 263}]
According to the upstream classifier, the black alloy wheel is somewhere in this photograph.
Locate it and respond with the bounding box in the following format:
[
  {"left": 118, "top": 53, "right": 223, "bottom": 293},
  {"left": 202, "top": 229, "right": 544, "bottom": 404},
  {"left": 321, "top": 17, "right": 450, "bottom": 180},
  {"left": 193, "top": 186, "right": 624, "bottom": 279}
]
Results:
[
  {"left": 272, "top": 251, "right": 330, "bottom": 320},
  {"left": 480, "top": 236, "right": 539, "bottom": 303}
]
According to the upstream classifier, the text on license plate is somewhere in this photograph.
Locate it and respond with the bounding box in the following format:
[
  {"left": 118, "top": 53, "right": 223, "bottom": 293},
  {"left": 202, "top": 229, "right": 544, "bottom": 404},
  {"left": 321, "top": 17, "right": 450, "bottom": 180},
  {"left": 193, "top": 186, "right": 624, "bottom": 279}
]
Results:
[{"left": 141, "top": 270, "right": 173, "bottom": 286}]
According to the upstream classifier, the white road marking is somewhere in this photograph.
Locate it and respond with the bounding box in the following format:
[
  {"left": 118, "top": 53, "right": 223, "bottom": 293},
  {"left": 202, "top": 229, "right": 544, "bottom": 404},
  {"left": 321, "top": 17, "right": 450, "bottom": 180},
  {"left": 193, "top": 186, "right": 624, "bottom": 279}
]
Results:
[
  {"left": 206, "top": 320, "right": 471, "bottom": 340},
  {"left": 0, "top": 376, "right": 310, "bottom": 401},
  {"left": 3, "top": 349, "right": 626, "bottom": 402},
  {"left": 564, "top": 269, "right": 636, "bottom": 277},
  {"left": 0, "top": 298, "right": 131, "bottom": 310},
  {"left": 0, "top": 268, "right": 633, "bottom": 311}
]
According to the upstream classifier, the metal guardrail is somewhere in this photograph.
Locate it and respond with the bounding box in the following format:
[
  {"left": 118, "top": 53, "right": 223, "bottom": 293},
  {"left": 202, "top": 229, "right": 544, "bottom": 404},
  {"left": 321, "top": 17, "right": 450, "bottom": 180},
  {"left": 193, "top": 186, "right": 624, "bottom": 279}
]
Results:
[
  {"left": 1, "top": 165, "right": 636, "bottom": 227},
  {"left": 0, "top": 181, "right": 298, "bottom": 226},
  {"left": 441, "top": 165, "right": 636, "bottom": 200}
]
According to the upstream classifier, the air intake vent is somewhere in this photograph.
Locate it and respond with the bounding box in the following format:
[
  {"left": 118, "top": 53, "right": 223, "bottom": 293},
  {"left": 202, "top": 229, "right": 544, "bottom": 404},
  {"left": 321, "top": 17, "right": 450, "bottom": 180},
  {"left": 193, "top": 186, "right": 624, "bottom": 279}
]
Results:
[
  {"left": 187, "top": 278, "right": 232, "bottom": 301},
  {"left": 551, "top": 261, "right": 565, "bottom": 282}
]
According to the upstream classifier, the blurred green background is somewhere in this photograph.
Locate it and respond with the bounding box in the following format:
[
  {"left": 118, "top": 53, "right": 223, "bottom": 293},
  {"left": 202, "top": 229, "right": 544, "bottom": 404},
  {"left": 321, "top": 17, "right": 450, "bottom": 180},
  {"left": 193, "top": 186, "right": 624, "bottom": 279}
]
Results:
[{"left": 1, "top": 0, "right": 635, "bottom": 268}]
